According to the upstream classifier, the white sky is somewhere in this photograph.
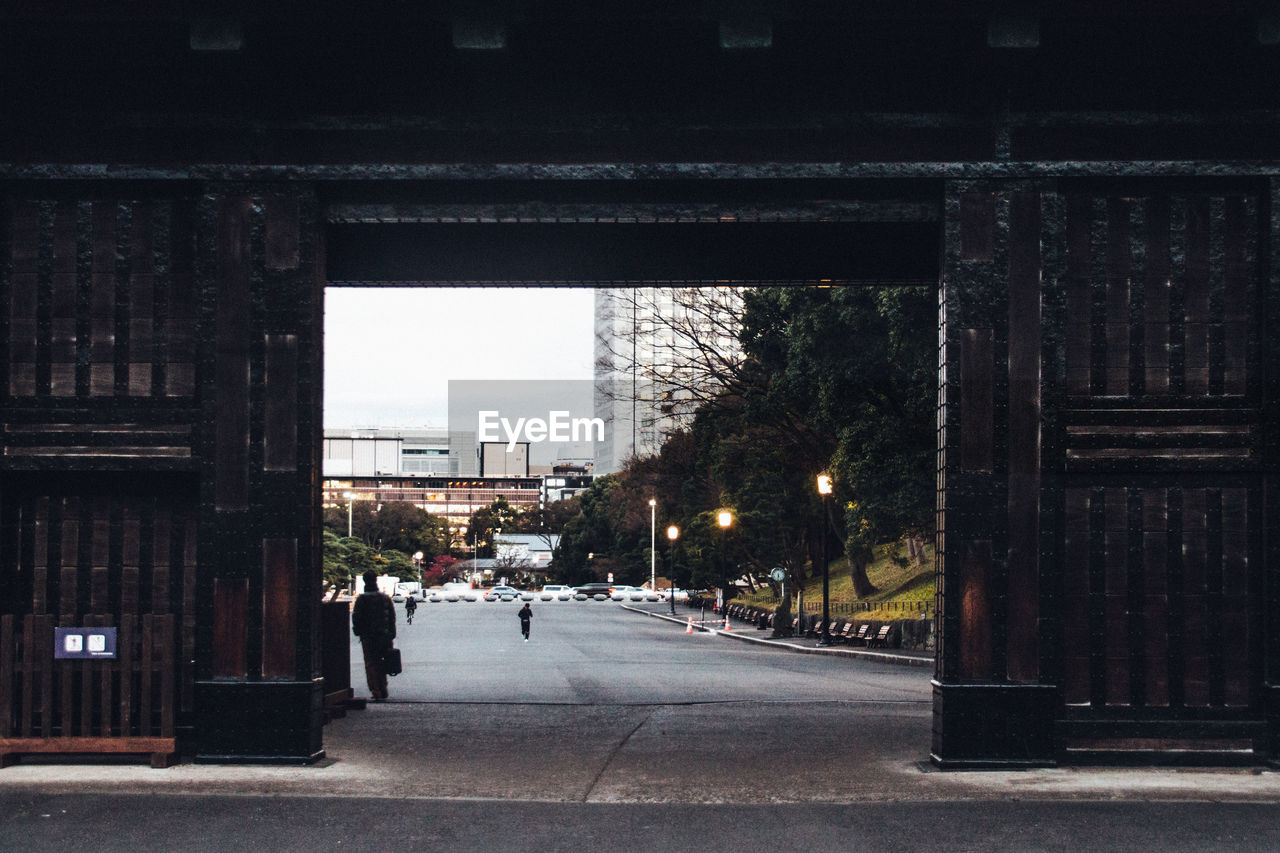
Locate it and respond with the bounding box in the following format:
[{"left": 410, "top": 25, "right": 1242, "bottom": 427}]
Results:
[{"left": 324, "top": 287, "right": 596, "bottom": 429}]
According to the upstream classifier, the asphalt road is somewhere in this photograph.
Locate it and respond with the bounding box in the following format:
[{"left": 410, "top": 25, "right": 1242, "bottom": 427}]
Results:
[
  {"left": 4, "top": 600, "right": 1280, "bottom": 851},
  {"left": 381, "top": 596, "right": 929, "bottom": 705}
]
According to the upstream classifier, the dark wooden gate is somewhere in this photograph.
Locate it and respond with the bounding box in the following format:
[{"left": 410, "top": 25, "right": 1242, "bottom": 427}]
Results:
[
  {"left": 933, "top": 181, "right": 1275, "bottom": 765},
  {"left": 0, "top": 190, "right": 325, "bottom": 763}
]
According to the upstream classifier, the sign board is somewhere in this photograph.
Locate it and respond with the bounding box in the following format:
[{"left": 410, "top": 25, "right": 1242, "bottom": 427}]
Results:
[
  {"left": 770, "top": 567, "right": 786, "bottom": 582},
  {"left": 608, "top": 572, "right": 614, "bottom": 583},
  {"left": 54, "top": 627, "right": 118, "bottom": 659}
]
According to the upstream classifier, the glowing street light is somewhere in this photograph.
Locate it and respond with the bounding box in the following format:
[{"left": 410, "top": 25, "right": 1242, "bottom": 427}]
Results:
[
  {"left": 666, "top": 524, "right": 680, "bottom": 616},
  {"left": 817, "top": 473, "right": 833, "bottom": 646},
  {"left": 716, "top": 509, "right": 733, "bottom": 618},
  {"left": 343, "top": 491, "right": 357, "bottom": 538}
]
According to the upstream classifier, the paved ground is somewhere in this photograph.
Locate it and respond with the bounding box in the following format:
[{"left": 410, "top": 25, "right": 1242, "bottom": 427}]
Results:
[{"left": 3, "top": 600, "right": 1280, "bottom": 851}]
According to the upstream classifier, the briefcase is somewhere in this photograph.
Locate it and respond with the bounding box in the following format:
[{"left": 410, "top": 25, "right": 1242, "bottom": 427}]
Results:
[{"left": 384, "top": 646, "right": 402, "bottom": 676}]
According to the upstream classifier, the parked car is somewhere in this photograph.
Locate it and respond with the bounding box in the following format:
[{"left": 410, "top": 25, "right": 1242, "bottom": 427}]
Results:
[
  {"left": 574, "top": 583, "right": 614, "bottom": 600},
  {"left": 485, "top": 585, "right": 521, "bottom": 601},
  {"left": 610, "top": 585, "right": 645, "bottom": 601},
  {"left": 540, "top": 584, "right": 574, "bottom": 600}
]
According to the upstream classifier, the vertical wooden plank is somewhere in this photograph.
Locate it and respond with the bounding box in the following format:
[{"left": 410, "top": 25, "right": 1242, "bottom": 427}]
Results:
[
  {"left": 1065, "top": 196, "right": 1092, "bottom": 398},
  {"left": 1063, "top": 487, "right": 1091, "bottom": 704},
  {"left": 1208, "top": 199, "right": 1227, "bottom": 398},
  {"left": 215, "top": 195, "right": 252, "bottom": 510},
  {"left": 166, "top": 200, "right": 197, "bottom": 397},
  {"left": 212, "top": 577, "right": 248, "bottom": 678},
  {"left": 121, "top": 507, "right": 140, "bottom": 616},
  {"left": 101, "top": 614, "right": 114, "bottom": 736},
  {"left": 1144, "top": 197, "right": 1172, "bottom": 396},
  {"left": 1006, "top": 191, "right": 1040, "bottom": 682},
  {"left": 39, "top": 615, "right": 53, "bottom": 737},
  {"left": 1206, "top": 489, "right": 1226, "bottom": 707},
  {"left": 1166, "top": 488, "right": 1186, "bottom": 707},
  {"left": 128, "top": 202, "right": 154, "bottom": 397},
  {"left": 32, "top": 496, "right": 48, "bottom": 615},
  {"left": 113, "top": 202, "right": 133, "bottom": 397},
  {"left": 20, "top": 615, "right": 33, "bottom": 737},
  {"left": 50, "top": 201, "right": 77, "bottom": 397},
  {"left": 1143, "top": 489, "right": 1170, "bottom": 706},
  {"left": 151, "top": 201, "right": 171, "bottom": 398},
  {"left": 34, "top": 202, "right": 54, "bottom": 398},
  {"left": 90, "top": 498, "right": 110, "bottom": 613},
  {"left": 79, "top": 614, "right": 95, "bottom": 736},
  {"left": 9, "top": 201, "right": 41, "bottom": 397},
  {"left": 89, "top": 200, "right": 117, "bottom": 396},
  {"left": 1184, "top": 197, "right": 1212, "bottom": 397},
  {"left": 1104, "top": 488, "right": 1130, "bottom": 706},
  {"left": 58, "top": 496, "right": 79, "bottom": 620},
  {"left": 263, "top": 334, "right": 298, "bottom": 472},
  {"left": 118, "top": 616, "right": 133, "bottom": 736},
  {"left": 160, "top": 616, "right": 175, "bottom": 737},
  {"left": 1182, "top": 489, "right": 1210, "bottom": 706},
  {"left": 1222, "top": 197, "right": 1250, "bottom": 396},
  {"left": 1221, "top": 487, "right": 1251, "bottom": 706},
  {"left": 0, "top": 614, "right": 13, "bottom": 737},
  {"left": 152, "top": 508, "right": 171, "bottom": 615},
  {"left": 181, "top": 515, "right": 197, "bottom": 713},
  {"left": 140, "top": 614, "right": 154, "bottom": 737},
  {"left": 262, "top": 538, "right": 297, "bottom": 678},
  {"left": 1126, "top": 489, "right": 1146, "bottom": 708},
  {"left": 1104, "top": 198, "right": 1132, "bottom": 397}
]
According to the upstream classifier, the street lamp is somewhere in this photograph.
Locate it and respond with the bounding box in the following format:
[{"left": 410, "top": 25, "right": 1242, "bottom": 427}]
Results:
[
  {"left": 343, "top": 492, "right": 357, "bottom": 538},
  {"left": 413, "top": 550, "right": 424, "bottom": 584},
  {"left": 666, "top": 524, "right": 679, "bottom": 616},
  {"left": 717, "top": 509, "right": 733, "bottom": 619},
  {"left": 817, "top": 473, "right": 833, "bottom": 646},
  {"left": 648, "top": 498, "right": 657, "bottom": 592}
]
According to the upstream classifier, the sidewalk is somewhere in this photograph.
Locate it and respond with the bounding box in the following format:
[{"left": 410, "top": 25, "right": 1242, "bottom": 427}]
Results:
[{"left": 621, "top": 603, "right": 934, "bottom": 668}]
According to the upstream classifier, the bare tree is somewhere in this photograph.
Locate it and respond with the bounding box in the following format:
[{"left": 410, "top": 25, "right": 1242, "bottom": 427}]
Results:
[{"left": 595, "top": 285, "right": 748, "bottom": 452}]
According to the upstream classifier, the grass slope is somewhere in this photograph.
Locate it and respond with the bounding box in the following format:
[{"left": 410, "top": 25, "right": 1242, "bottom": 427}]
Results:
[{"left": 736, "top": 539, "right": 935, "bottom": 620}]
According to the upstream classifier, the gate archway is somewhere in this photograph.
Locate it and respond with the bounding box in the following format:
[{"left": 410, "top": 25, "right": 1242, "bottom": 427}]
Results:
[{"left": 2, "top": 5, "right": 1280, "bottom": 767}]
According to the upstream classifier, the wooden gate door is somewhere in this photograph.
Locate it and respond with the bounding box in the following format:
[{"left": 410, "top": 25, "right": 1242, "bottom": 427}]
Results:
[{"left": 933, "top": 180, "right": 1276, "bottom": 766}]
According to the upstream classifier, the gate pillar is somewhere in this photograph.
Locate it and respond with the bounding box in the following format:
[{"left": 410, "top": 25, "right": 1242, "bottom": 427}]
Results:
[
  {"left": 933, "top": 182, "right": 1058, "bottom": 767},
  {"left": 192, "top": 186, "right": 325, "bottom": 763}
]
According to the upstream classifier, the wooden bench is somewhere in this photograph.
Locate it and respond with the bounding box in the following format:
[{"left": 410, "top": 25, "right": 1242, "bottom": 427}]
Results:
[
  {"left": 868, "top": 624, "right": 892, "bottom": 648},
  {"left": 850, "top": 623, "right": 873, "bottom": 645}
]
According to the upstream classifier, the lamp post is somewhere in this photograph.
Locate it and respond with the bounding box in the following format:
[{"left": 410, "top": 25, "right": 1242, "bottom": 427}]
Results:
[
  {"left": 817, "top": 473, "right": 833, "bottom": 646},
  {"left": 666, "top": 524, "right": 679, "bottom": 616},
  {"left": 648, "top": 498, "right": 657, "bottom": 592},
  {"left": 717, "top": 509, "right": 733, "bottom": 619},
  {"left": 343, "top": 492, "right": 357, "bottom": 538},
  {"left": 413, "top": 550, "right": 424, "bottom": 584}
]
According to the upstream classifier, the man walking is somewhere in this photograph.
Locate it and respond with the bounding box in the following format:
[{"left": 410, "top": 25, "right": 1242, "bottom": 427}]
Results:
[
  {"left": 405, "top": 593, "right": 417, "bottom": 624},
  {"left": 352, "top": 569, "right": 396, "bottom": 701},
  {"left": 518, "top": 601, "right": 532, "bottom": 641}
]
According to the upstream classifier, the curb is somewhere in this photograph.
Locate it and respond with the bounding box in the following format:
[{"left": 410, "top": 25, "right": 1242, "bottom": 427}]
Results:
[{"left": 620, "top": 605, "right": 934, "bottom": 669}]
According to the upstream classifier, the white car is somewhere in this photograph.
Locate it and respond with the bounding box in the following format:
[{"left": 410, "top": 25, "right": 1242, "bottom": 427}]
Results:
[
  {"left": 610, "top": 585, "right": 646, "bottom": 601},
  {"left": 540, "top": 585, "right": 574, "bottom": 601},
  {"left": 485, "top": 585, "right": 521, "bottom": 601}
]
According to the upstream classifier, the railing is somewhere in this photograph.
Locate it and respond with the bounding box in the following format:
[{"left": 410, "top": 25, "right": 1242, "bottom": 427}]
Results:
[
  {"left": 689, "top": 595, "right": 933, "bottom": 618},
  {"left": 1, "top": 613, "right": 177, "bottom": 768}
]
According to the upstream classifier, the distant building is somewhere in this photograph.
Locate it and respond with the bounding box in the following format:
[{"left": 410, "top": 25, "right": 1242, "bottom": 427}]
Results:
[{"left": 593, "top": 286, "right": 742, "bottom": 474}]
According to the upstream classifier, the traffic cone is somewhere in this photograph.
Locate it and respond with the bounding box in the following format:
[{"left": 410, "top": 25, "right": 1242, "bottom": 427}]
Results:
[
  {"left": 723, "top": 618, "right": 731, "bottom": 632},
  {"left": 686, "top": 618, "right": 694, "bottom": 634}
]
